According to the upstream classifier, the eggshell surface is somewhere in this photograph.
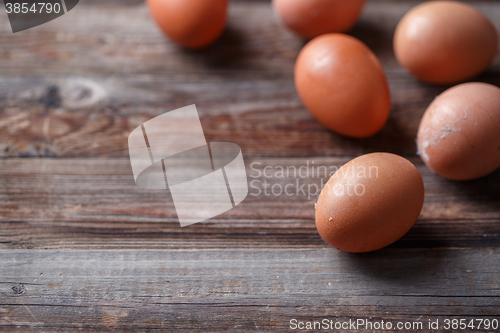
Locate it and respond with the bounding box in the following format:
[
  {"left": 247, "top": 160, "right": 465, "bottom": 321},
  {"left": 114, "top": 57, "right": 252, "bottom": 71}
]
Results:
[
  {"left": 417, "top": 82, "right": 500, "bottom": 180},
  {"left": 394, "top": 1, "right": 498, "bottom": 85},
  {"left": 147, "top": 0, "right": 227, "bottom": 49},
  {"left": 295, "top": 34, "right": 391, "bottom": 138},
  {"left": 315, "top": 153, "right": 424, "bottom": 253},
  {"left": 273, "top": 0, "right": 366, "bottom": 38}
]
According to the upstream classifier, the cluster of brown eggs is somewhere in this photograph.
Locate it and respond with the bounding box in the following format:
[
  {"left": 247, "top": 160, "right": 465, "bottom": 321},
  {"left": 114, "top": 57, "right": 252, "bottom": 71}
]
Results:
[{"left": 145, "top": 0, "right": 499, "bottom": 252}]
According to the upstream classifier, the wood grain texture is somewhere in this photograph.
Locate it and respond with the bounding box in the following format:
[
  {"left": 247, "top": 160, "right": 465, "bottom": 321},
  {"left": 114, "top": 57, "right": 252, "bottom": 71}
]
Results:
[
  {"left": 0, "top": 0, "right": 499, "bottom": 331},
  {"left": 1, "top": 249, "right": 499, "bottom": 331},
  {"left": 0, "top": 157, "right": 499, "bottom": 250}
]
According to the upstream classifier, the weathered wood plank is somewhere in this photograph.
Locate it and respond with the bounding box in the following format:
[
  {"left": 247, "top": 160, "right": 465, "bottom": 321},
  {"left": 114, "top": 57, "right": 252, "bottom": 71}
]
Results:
[
  {"left": 2, "top": 218, "right": 499, "bottom": 251},
  {"left": 0, "top": 158, "right": 498, "bottom": 250},
  {"left": 0, "top": 249, "right": 498, "bottom": 331},
  {"left": 0, "top": 75, "right": 442, "bottom": 158}
]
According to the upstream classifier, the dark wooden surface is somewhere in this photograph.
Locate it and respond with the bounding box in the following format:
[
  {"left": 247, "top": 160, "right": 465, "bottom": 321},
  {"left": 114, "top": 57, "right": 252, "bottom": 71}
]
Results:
[{"left": 1, "top": 0, "right": 499, "bottom": 331}]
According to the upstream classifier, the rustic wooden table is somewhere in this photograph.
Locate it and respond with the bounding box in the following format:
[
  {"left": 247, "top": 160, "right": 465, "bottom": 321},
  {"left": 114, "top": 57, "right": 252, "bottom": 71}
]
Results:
[{"left": 1, "top": 0, "right": 499, "bottom": 331}]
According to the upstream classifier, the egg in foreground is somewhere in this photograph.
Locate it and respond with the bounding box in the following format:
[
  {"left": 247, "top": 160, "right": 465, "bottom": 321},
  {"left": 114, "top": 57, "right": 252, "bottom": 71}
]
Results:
[{"left": 315, "top": 153, "right": 424, "bottom": 253}]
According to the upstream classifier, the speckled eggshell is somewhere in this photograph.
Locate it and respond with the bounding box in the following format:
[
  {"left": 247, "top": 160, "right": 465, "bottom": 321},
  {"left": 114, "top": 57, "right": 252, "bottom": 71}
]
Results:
[
  {"left": 417, "top": 82, "right": 500, "bottom": 180},
  {"left": 315, "top": 153, "right": 425, "bottom": 253}
]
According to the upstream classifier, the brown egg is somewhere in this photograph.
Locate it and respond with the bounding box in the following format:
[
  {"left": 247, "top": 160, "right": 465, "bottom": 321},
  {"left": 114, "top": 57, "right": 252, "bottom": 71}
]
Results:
[
  {"left": 273, "top": 0, "right": 366, "bottom": 38},
  {"left": 295, "top": 34, "right": 391, "bottom": 138},
  {"left": 315, "top": 153, "right": 424, "bottom": 253},
  {"left": 417, "top": 82, "right": 500, "bottom": 180},
  {"left": 146, "top": 0, "right": 227, "bottom": 49},
  {"left": 394, "top": 1, "right": 498, "bottom": 85}
]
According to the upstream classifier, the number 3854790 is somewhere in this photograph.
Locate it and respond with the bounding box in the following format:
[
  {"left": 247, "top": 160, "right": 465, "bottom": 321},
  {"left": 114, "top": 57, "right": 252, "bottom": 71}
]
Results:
[{"left": 5, "top": 3, "right": 61, "bottom": 14}]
